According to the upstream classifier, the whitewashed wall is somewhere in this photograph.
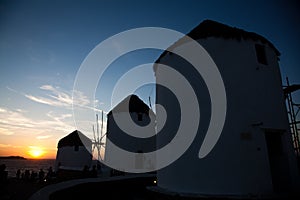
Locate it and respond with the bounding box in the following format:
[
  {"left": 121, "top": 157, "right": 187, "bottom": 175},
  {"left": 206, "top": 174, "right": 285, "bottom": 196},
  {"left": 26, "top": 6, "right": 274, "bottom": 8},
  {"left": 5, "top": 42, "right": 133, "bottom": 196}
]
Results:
[
  {"left": 55, "top": 146, "right": 92, "bottom": 171},
  {"left": 155, "top": 37, "right": 299, "bottom": 196},
  {"left": 105, "top": 111, "right": 156, "bottom": 171}
]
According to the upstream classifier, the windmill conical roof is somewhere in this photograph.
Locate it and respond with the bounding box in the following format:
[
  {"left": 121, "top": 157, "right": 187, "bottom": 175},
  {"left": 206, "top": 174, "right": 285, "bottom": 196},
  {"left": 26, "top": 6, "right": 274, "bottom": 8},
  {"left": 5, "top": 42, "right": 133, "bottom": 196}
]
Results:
[{"left": 57, "top": 130, "right": 91, "bottom": 148}]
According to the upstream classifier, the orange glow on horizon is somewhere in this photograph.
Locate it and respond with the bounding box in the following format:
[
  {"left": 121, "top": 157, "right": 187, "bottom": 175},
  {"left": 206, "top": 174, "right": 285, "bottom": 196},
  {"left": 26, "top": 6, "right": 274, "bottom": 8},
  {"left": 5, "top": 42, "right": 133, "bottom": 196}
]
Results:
[
  {"left": 27, "top": 146, "right": 45, "bottom": 159},
  {"left": 0, "top": 145, "right": 57, "bottom": 159}
]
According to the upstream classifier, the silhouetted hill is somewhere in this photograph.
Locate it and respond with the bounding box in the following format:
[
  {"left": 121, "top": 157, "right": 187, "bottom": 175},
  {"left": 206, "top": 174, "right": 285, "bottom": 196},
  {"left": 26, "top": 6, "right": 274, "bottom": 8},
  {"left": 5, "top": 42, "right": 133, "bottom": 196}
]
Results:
[{"left": 0, "top": 156, "right": 27, "bottom": 160}]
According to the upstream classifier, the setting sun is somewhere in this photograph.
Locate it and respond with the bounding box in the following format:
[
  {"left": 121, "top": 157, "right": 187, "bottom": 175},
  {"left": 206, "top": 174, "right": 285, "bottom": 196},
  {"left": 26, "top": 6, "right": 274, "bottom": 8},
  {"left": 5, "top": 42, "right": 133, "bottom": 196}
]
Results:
[{"left": 28, "top": 146, "right": 45, "bottom": 159}]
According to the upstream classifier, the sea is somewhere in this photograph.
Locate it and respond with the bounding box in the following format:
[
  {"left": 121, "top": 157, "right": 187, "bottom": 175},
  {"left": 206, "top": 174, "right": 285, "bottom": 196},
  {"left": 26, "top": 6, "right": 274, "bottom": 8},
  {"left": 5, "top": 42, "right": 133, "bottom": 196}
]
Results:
[{"left": 0, "top": 159, "right": 56, "bottom": 178}]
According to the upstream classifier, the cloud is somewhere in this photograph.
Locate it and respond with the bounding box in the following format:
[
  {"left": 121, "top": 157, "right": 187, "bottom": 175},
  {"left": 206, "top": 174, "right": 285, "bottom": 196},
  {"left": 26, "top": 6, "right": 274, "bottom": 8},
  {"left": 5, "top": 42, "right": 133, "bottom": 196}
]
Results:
[
  {"left": 94, "top": 99, "right": 104, "bottom": 107},
  {"left": 60, "top": 114, "right": 72, "bottom": 119},
  {"left": 25, "top": 94, "right": 58, "bottom": 106},
  {"left": 25, "top": 85, "right": 94, "bottom": 110},
  {"left": 0, "top": 108, "right": 7, "bottom": 113},
  {"left": 0, "top": 144, "right": 11, "bottom": 148},
  {"left": 10, "top": 85, "right": 105, "bottom": 114},
  {"left": 40, "top": 85, "right": 55, "bottom": 91},
  {"left": 0, "top": 107, "right": 38, "bottom": 132},
  {"left": 1, "top": 85, "right": 107, "bottom": 146},
  {"left": 25, "top": 85, "right": 74, "bottom": 107},
  {"left": 6, "top": 86, "right": 19, "bottom": 94},
  {"left": 0, "top": 107, "right": 75, "bottom": 136},
  {"left": 36, "top": 135, "right": 52, "bottom": 140},
  {"left": 0, "top": 127, "right": 14, "bottom": 135},
  {"left": 0, "top": 144, "right": 22, "bottom": 148},
  {"left": 15, "top": 109, "right": 26, "bottom": 113}
]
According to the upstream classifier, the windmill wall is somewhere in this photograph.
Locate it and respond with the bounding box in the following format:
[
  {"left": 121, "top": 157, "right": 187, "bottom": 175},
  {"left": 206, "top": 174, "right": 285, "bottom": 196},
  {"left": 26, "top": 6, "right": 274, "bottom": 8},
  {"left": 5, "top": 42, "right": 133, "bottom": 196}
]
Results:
[{"left": 154, "top": 20, "right": 299, "bottom": 197}]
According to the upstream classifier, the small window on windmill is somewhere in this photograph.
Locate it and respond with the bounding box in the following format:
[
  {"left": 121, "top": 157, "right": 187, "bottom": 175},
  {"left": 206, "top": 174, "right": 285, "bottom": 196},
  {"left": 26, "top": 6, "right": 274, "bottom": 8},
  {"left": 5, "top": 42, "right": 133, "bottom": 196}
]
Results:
[
  {"left": 255, "top": 44, "right": 268, "bottom": 65},
  {"left": 74, "top": 145, "right": 79, "bottom": 152},
  {"left": 138, "top": 113, "right": 143, "bottom": 121}
]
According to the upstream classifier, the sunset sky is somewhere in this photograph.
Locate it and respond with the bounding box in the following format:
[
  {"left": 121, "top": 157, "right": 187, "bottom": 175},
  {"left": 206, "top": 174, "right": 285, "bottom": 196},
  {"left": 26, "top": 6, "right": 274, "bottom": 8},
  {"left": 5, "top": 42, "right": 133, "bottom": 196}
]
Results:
[{"left": 0, "top": 0, "right": 299, "bottom": 159}]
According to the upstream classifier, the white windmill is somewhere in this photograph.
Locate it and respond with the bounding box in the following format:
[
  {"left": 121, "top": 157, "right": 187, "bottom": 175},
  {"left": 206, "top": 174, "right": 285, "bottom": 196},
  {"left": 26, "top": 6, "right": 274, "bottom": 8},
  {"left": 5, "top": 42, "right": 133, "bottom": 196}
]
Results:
[{"left": 92, "top": 111, "right": 106, "bottom": 161}]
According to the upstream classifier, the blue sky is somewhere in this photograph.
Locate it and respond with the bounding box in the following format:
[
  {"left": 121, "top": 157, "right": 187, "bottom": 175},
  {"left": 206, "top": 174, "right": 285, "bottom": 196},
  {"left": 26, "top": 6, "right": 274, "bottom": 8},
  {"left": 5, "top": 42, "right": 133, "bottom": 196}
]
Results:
[{"left": 0, "top": 0, "right": 299, "bottom": 158}]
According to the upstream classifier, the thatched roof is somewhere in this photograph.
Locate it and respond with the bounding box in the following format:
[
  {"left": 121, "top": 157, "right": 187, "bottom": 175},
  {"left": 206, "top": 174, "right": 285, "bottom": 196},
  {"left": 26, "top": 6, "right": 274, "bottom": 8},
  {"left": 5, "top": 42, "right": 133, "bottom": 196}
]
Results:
[
  {"left": 108, "top": 94, "right": 154, "bottom": 116},
  {"left": 58, "top": 130, "right": 91, "bottom": 148},
  {"left": 155, "top": 19, "right": 280, "bottom": 67}
]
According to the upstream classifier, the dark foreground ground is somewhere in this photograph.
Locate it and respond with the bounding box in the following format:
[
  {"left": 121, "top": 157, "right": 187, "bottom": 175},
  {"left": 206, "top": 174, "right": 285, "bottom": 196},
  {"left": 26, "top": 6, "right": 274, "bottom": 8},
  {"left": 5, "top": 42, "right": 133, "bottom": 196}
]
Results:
[
  {"left": 49, "top": 176, "right": 300, "bottom": 200},
  {"left": 50, "top": 176, "right": 162, "bottom": 200},
  {"left": 1, "top": 176, "right": 300, "bottom": 200},
  {"left": 0, "top": 178, "right": 51, "bottom": 200},
  {"left": 49, "top": 176, "right": 199, "bottom": 200}
]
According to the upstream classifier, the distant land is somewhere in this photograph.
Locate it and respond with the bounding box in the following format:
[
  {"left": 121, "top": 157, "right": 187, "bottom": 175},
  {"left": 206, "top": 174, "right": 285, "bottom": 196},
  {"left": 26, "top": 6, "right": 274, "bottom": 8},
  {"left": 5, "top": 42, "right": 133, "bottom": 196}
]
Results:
[{"left": 0, "top": 156, "right": 27, "bottom": 160}]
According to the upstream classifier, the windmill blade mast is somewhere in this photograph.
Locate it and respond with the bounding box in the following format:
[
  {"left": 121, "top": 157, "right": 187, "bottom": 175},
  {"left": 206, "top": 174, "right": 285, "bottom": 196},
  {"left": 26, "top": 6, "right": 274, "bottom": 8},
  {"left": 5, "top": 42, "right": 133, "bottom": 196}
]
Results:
[
  {"left": 91, "top": 112, "right": 105, "bottom": 161},
  {"left": 92, "top": 125, "right": 96, "bottom": 141},
  {"left": 96, "top": 114, "right": 99, "bottom": 141},
  {"left": 149, "top": 96, "right": 152, "bottom": 109},
  {"left": 98, "top": 147, "right": 101, "bottom": 161},
  {"left": 100, "top": 132, "right": 107, "bottom": 141},
  {"left": 100, "top": 111, "right": 103, "bottom": 139}
]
